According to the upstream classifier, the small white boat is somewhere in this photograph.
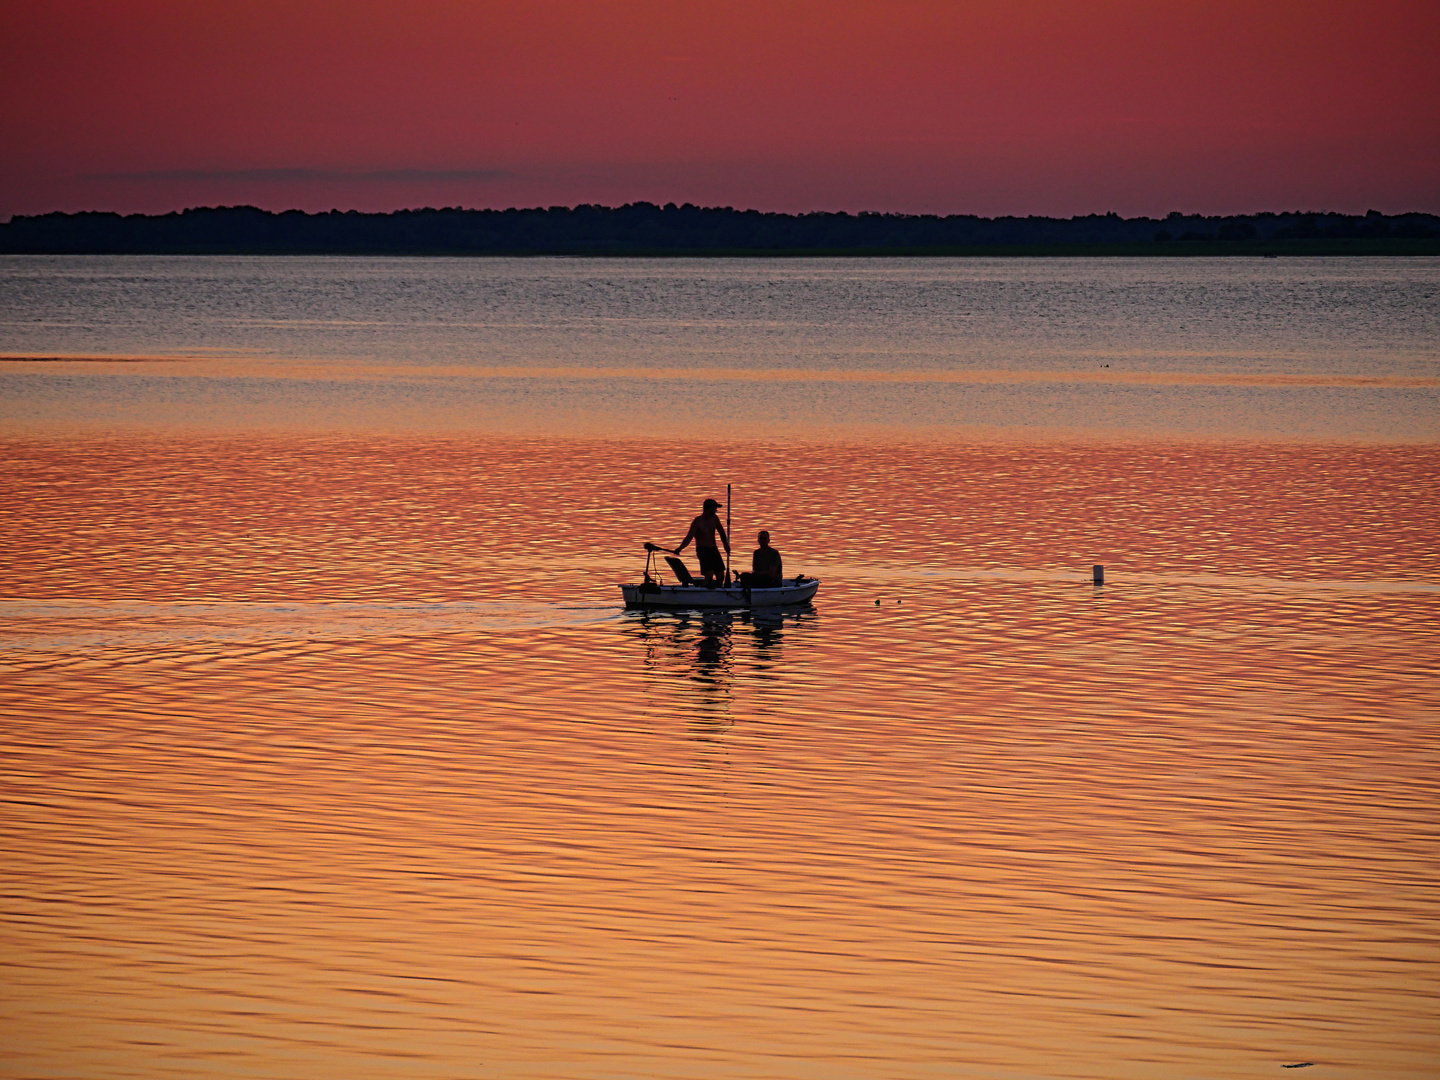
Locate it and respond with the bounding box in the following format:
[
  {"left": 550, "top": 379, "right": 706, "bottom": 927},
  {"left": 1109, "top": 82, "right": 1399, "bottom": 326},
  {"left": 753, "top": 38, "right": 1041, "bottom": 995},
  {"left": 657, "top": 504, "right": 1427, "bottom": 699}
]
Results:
[
  {"left": 621, "top": 544, "right": 819, "bottom": 609},
  {"left": 621, "top": 577, "right": 819, "bottom": 609}
]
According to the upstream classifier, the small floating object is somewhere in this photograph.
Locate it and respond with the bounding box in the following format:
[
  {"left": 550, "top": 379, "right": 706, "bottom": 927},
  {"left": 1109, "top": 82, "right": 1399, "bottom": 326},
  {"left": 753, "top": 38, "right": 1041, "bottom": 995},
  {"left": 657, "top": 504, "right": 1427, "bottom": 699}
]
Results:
[
  {"left": 875, "top": 598, "right": 881, "bottom": 605},
  {"left": 1281, "top": 1065, "right": 1314, "bottom": 1071},
  {"left": 1093, "top": 564, "right": 1104, "bottom": 586}
]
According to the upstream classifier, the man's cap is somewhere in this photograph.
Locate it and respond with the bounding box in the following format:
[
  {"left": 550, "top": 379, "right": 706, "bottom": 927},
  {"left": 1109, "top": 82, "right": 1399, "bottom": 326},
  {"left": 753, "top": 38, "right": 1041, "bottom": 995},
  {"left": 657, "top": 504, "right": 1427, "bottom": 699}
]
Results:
[{"left": 703, "top": 498, "right": 722, "bottom": 510}]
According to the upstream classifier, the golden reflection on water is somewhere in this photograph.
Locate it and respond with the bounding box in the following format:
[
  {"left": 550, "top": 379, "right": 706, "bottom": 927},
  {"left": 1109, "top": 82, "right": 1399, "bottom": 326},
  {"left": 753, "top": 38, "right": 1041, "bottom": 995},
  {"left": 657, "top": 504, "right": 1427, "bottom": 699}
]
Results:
[
  {"left": 8, "top": 355, "right": 1439, "bottom": 388},
  {"left": 2, "top": 435, "right": 1437, "bottom": 1079}
]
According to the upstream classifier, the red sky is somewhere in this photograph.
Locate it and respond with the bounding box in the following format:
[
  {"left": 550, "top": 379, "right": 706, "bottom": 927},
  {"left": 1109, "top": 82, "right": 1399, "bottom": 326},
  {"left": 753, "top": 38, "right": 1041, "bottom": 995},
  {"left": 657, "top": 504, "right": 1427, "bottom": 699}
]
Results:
[{"left": 2, "top": 0, "right": 1437, "bottom": 218}]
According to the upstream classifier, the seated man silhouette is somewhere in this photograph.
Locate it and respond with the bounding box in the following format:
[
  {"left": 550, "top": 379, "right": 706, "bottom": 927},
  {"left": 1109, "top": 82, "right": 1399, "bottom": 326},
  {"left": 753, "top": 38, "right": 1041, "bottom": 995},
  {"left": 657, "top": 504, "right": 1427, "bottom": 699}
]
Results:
[{"left": 739, "top": 530, "right": 783, "bottom": 589}]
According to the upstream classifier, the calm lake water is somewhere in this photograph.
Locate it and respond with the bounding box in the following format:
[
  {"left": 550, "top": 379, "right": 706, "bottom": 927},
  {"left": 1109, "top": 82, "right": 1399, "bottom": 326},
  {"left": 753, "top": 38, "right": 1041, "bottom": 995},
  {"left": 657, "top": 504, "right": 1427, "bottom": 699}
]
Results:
[
  {"left": 2, "top": 258, "right": 1437, "bottom": 1079},
  {"left": 1, "top": 255, "right": 1437, "bottom": 439}
]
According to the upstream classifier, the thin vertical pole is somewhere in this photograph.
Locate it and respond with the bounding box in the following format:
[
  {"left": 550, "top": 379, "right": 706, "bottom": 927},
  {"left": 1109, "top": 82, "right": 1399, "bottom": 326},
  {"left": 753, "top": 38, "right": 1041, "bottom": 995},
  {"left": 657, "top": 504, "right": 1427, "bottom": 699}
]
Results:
[{"left": 726, "top": 484, "right": 732, "bottom": 583}]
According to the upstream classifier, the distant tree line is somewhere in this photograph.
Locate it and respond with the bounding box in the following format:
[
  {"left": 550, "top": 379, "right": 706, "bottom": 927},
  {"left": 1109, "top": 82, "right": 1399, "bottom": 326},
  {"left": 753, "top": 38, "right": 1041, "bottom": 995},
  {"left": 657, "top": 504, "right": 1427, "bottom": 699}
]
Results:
[{"left": 2, "top": 204, "right": 1437, "bottom": 254}]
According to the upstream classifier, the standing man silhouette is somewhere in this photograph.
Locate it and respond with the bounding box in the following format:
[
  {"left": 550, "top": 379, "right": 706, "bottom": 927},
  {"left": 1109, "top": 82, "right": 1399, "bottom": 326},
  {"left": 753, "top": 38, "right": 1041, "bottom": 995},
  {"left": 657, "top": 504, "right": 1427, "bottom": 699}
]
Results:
[{"left": 675, "top": 498, "right": 730, "bottom": 586}]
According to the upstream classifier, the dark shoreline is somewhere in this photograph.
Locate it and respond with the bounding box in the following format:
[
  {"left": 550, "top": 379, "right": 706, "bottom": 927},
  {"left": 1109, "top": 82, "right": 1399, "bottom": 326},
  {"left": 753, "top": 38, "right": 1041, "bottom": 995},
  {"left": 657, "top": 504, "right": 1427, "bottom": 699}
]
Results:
[
  {"left": 3, "top": 242, "right": 1437, "bottom": 257},
  {"left": 3, "top": 205, "right": 1437, "bottom": 256}
]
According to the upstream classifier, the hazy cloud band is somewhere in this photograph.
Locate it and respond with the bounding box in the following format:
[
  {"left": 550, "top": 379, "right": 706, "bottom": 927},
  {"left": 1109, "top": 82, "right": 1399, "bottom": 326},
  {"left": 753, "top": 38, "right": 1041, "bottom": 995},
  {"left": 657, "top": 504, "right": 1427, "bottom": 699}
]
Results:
[{"left": 87, "top": 168, "right": 512, "bottom": 183}]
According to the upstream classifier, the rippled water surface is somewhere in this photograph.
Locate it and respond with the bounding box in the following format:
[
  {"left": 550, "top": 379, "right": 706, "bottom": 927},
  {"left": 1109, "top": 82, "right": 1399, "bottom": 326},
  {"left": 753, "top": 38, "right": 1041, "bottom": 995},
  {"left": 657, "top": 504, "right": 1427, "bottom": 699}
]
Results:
[
  {"left": 2, "top": 258, "right": 1438, "bottom": 1079},
  {"left": 3, "top": 435, "right": 1437, "bottom": 1080}
]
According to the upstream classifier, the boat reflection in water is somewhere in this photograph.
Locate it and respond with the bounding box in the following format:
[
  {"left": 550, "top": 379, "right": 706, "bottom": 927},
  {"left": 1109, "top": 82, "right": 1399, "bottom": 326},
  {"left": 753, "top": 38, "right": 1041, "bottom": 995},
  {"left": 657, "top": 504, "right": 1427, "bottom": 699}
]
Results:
[{"left": 621, "top": 605, "right": 818, "bottom": 742}]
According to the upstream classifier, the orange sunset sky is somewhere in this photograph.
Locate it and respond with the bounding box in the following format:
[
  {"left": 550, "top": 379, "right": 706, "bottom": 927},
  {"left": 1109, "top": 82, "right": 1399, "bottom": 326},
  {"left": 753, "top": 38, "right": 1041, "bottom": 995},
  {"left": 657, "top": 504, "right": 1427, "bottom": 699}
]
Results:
[{"left": 2, "top": 0, "right": 1438, "bottom": 218}]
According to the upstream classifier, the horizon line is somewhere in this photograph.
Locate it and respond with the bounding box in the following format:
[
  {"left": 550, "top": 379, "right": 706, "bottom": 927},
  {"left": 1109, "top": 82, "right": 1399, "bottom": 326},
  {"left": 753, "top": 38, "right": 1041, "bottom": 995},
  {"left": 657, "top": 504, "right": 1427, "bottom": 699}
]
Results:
[{"left": 11, "top": 204, "right": 1438, "bottom": 222}]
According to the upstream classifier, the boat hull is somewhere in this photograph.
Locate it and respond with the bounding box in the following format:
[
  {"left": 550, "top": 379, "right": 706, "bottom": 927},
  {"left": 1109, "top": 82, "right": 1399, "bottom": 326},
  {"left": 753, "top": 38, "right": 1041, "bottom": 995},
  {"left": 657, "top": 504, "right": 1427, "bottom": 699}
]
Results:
[{"left": 620, "top": 578, "right": 819, "bottom": 609}]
